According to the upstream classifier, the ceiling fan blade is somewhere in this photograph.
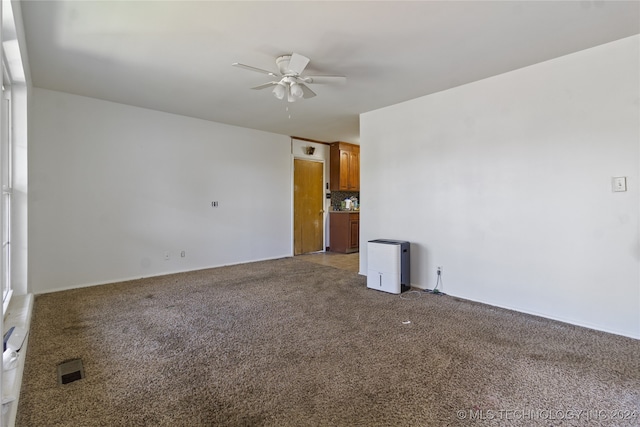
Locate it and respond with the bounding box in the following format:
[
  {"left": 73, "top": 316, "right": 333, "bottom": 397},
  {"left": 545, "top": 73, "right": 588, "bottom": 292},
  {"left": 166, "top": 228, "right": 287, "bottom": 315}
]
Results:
[
  {"left": 300, "top": 84, "right": 316, "bottom": 99},
  {"left": 251, "top": 82, "right": 278, "bottom": 90},
  {"left": 303, "top": 75, "right": 347, "bottom": 84},
  {"left": 287, "top": 53, "right": 310, "bottom": 75},
  {"left": 232, "top": 63, "right": 278, "bottom": 77}
]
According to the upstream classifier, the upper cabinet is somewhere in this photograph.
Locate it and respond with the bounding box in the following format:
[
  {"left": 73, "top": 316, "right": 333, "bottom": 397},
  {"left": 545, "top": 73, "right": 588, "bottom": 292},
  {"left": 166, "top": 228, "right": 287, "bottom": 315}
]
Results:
[{"left": 330, "top": 142, "right": 360, "bottom": 191}]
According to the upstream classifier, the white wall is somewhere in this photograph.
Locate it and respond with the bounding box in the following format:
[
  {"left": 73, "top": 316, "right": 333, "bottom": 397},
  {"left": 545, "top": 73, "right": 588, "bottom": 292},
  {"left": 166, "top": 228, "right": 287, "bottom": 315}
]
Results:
[
  {"left": 360, "top": 35, "right": 640, "bottom": 339},
  {"left": 29, "top": 88, "right": 292, "bottom": 293}
]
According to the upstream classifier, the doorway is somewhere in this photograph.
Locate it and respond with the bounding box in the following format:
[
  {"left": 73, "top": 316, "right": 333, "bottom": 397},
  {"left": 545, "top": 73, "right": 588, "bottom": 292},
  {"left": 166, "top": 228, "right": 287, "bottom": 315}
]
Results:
[{"left": 293, "top": 158, "right": 324, "bottom": 255}]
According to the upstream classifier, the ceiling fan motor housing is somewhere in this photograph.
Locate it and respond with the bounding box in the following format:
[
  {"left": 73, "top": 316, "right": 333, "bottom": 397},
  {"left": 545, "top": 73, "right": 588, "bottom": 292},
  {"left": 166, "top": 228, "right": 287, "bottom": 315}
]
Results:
[{"left": 276, "top": 55, "right": 294, "bottom": 75}]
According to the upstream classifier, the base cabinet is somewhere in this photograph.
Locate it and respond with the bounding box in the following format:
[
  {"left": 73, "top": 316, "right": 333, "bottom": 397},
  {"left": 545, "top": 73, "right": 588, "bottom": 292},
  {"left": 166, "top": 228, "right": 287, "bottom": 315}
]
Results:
[{"left": 329, "top": 212, "right": 359, "bottom": 253}]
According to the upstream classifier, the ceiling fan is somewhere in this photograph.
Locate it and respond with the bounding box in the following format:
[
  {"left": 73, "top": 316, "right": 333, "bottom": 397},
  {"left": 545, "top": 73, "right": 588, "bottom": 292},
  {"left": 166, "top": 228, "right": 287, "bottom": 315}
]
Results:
[{"left": 232, "top": 53, "right": 346, "bottom": 102}]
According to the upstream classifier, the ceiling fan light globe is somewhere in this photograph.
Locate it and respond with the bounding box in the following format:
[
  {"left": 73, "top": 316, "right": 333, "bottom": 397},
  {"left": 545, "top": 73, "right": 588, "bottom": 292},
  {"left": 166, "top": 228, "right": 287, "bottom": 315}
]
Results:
[
  {"left": 290, "top": 82, "right": 304, "bottom": 99},
  {"left": 272, "top": 84, "right": 285, "bottom": 100}
]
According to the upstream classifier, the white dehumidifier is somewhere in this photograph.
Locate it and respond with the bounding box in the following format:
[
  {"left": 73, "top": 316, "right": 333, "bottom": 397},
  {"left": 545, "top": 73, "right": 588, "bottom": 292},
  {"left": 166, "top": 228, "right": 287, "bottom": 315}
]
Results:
[{"left": 366, "top": 239, "right": 410, "bottom": 294}]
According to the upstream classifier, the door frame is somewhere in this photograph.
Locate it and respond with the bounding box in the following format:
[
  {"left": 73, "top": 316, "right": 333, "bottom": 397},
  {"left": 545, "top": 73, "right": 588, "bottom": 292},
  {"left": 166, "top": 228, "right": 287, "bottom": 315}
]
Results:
[{"left": 292, "top": 156, "right": 327, "bottom": 255}]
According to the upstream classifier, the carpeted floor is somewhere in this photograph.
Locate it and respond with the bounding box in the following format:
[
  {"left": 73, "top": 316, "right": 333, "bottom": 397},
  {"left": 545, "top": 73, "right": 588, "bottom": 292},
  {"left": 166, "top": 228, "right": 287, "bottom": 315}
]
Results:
[{"left": 17, "top": 257, "right": 640, "bottom": 426}]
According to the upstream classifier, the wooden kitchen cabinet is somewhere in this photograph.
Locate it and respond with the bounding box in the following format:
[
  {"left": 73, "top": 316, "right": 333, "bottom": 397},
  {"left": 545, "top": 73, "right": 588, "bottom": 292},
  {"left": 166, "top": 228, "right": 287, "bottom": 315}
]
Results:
[
  {"left": 330, "top": 142, "right": 360, "bottom": 191},
  {"left": 329, "top": 212, "right": 359, "bottom": 253}
]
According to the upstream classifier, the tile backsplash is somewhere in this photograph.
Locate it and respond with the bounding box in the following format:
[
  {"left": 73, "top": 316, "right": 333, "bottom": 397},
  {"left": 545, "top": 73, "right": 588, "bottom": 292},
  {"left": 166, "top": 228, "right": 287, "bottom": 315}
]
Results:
[{"left": 331, "top": 191, "right": 360, "bottom": 210}]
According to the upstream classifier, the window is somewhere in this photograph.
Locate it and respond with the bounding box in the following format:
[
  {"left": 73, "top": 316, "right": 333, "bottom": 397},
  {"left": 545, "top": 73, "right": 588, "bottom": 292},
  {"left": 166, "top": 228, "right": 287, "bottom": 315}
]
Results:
[{"left": 0, "top": 63, "right": 11, "bottom": 314}]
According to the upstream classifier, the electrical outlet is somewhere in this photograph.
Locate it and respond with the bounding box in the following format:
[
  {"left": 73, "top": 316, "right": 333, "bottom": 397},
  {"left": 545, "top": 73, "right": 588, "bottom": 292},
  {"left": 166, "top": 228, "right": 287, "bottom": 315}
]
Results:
[
  {"left": 181, "top": 251, "right": 186, "bottom": 258},
  {"left": 437, "top": 266, "right": 442, "bottom": 275},
  {"left": 211, "top": 201, "right": 219, "bottom": 207},
  {"left": 164, "top": 251, "right": 170, "bottom": 260}
]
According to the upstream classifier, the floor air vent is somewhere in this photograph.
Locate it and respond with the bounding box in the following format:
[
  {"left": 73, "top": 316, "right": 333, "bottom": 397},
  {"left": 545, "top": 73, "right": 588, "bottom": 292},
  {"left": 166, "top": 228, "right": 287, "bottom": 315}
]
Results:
[{"left": 57, "top": 359, "right": 85, "bottom": 385}]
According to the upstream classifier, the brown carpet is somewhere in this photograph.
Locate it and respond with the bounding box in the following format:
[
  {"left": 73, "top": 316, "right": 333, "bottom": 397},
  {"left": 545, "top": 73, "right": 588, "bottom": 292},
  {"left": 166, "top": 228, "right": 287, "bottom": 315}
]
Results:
[{"left": 17, "top": 257, "right": 640, "bottom": 426}]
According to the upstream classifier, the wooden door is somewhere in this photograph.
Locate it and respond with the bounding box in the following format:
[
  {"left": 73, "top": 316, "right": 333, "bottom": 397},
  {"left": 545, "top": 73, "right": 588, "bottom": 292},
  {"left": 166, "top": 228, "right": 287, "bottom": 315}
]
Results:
[{"left": 294, "top": 159, "right": 324, "bottom": 255}]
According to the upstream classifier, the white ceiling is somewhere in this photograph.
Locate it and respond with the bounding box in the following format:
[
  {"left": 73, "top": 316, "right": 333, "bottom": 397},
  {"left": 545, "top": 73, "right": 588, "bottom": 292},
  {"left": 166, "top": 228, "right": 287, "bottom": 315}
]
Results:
[{"left": 19, "top": 1, "right": 640, "bottom": 143}]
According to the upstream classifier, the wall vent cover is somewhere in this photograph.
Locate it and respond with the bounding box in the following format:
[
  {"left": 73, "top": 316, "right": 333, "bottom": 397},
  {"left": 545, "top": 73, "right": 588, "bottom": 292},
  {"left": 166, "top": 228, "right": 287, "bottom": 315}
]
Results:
[{"left": 57, "top": 359, "right": 85, "bottom": 385}]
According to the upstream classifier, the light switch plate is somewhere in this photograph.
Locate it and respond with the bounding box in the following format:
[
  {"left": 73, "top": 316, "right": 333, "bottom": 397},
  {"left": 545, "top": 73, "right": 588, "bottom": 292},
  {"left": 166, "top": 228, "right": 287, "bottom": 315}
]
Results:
[{"left": 612, "top": 177, "right": 627, "bottom": 192}]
